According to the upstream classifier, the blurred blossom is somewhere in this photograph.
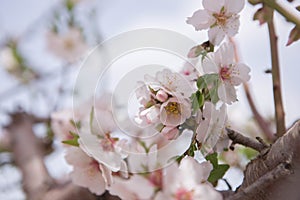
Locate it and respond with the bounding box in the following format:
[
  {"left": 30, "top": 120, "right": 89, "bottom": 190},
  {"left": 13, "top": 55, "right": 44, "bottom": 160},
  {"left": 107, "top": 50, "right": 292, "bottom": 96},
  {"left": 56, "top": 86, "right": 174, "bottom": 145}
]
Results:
[
  {"left": 46, "top": 28, "right": 88, "bottom": 62},
  {"left": 65, "top": 147, "right": 106, "bottom": 195}
]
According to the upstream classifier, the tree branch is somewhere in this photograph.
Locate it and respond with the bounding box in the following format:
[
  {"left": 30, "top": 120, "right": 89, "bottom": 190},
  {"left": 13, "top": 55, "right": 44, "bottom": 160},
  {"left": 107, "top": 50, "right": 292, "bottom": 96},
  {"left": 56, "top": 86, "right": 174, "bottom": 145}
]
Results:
[
  {"left": 230, "top": 120, "right": 300, "bottom": 200},
  {"left": 267, "top": 9, "right": 286, "bottom": 137},
  {"left": 225, "top": 162, "right": 292, "bottom": 200},
  {"left": 226, "top": 128, "right": 268, "bottom": 152}
]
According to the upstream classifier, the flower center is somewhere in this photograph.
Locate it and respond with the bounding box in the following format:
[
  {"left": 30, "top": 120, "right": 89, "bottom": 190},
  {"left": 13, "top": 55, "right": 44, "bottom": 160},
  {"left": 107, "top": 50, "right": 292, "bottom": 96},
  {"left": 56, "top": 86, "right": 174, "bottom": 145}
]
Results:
[
  {"left": 165, "top": 102, "right": 181, "bottom": 115},
  {"left": 64, "top": 38, "right": 75, "bottom": 50},
  {"left": 100, "top": 134, "right": 115, "bottom": 152},
  {"left": 175, "top": 188, "right": 193, "bottom": 200},
  {"left": 213, "top": 7, "right": 228, "bottom": 26},
  {"left": 220, "top": 66, "right": 231, "bottom": 80}
]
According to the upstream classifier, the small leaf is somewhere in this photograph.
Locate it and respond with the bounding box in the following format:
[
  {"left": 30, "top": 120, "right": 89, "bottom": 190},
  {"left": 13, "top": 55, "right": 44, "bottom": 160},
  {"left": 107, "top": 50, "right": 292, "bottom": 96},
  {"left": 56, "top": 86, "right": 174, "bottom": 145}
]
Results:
[
  {"left": 287, "top": 26, "right": 300, "bottom": 46},
  {"left": 253, "top": 6, "right": 273, "bottom": 25},
  {"left": 206, "top": 153, "right": 230, "bottom": 184},
  {"left": 207, "top": 164, "right": 230, "bottom": 184},
  {"left": 62, "top": 131, "right": 79, "bottom": 147},
  {"left": 205, "top": 152, "right": 218, "bottom": 168}
]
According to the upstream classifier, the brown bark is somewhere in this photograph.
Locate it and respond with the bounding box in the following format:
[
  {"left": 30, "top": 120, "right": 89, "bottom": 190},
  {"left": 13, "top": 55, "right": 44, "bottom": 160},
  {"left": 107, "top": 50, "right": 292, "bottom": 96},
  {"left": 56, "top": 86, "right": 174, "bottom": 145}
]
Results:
[{"left": 226, "top": 120, "right": 300, "bottom": 200}]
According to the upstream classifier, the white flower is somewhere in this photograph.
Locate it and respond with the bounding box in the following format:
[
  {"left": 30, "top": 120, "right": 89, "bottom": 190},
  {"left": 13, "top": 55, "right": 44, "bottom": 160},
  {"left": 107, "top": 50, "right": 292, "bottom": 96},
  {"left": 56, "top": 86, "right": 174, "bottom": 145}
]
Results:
[
  {"left": 78, "top": 128, "right": 128, "bottom": 172},
  {"left": 145, "top": 69, "right": 195, "bottom": 98},
  {"left": 160, "top": 97, "right": 191, "bottom": 127},
  {"left": 187, "top": 0, "right": 245, "bottom": 45},
  {"left": 65, "top": 147, "right": 106, "bottom": 195},
  {"left": 46, "top": 28, "right": 87, "bottom": 62},
  {"left": 108, "top": 175, "right": 155, "bottom": 200},
  {"left": 155, "top": 156, "right": 222, "bottom": 200},
  {"left": 78, "top": 108, "right": 128, "bottom": 172},
  {"left": 196, "top": 102, "right": 227, "bottom": 155},
  {"left": 203, "top": 43, "right": 250, "bottom": 104}
]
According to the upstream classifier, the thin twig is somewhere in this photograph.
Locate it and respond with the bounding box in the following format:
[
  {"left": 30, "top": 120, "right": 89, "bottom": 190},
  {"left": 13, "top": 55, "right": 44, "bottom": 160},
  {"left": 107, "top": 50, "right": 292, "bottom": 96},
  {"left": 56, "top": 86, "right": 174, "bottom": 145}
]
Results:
[
  {"left": 225, "top": 162, "right": 293, "bottom": 200},
  {"left": 243, "top": 83, "right": 275, "bottom": 141},
  {"left": 229, "top": 37, "right": 275, "bottom": 142},
  {"left": 226, "top": 128, "right": 268, "bottom": 152},
  {"left": 267, "top": 10, "right": 286, "bottom": 137}
]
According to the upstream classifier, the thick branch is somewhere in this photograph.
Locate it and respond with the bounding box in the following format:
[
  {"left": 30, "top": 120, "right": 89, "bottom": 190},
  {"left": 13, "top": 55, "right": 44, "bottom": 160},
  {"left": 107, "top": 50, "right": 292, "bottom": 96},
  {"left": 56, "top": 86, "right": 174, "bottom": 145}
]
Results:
[
  {"left": 7, "top": 113, "right": 54, "bottom": 200},
  {"left": 226, "top": 162, "right": 292, "bottom": 200},
  {"left": 231, "top": 120, "right": 300, "bottom": 200},
  {"left": 267, "top": 11, "right": 286, "bottom": 137},
  {"left": 226, "top": 128, "right": 268, "bottom": 152}
]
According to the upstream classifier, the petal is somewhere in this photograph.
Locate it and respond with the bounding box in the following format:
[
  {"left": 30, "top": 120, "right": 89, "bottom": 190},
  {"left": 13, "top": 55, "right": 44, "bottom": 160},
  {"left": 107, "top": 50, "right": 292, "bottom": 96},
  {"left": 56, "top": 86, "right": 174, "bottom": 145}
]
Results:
[
  {"left": 219, "top": 43, "right": 235, "bottom": 66},
  {"left": 208, "top": 26, "right": 226, "bottom": 45},
  {"left": 202, "top": 54, "right": 219, "bottom": 74},
  {"left": 187, "top": 10, "right": 212, "bottom": 31},
  {"left": 223, "top": 16, "right": 240, "bottom": 37},
  {"left": 225, "top": 0, "right": 245, "bottom": 14},
  {"left": 218, "top": 82, "right": 237, "bottom": 104},
  {"left": 179, "top": 157, "right": 213, "bottom": 185},
  {"left": 193, "top": 184, "right": 223, "bottom": 200},
  {"left": 203, "top": 0, "right": 225, "bottom": 13}
]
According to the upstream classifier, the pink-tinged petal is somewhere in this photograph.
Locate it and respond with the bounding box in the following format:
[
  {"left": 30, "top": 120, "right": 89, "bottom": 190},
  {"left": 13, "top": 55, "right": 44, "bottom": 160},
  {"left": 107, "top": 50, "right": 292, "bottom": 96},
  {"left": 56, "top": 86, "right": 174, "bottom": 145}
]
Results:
[
  {"left": 78, "top": 132, "right": 123, "bottom": 172},
  {"left": 109, "top": 176, "right": 155, "bottom": 200},
  {"left": 99, "top": 164, "right": 113, "bottom": 187},
  {"left": 203, "top": 0, "right": 225, "bottom": 13},
  {"left": 193, "top": 184, "right": 223, "bottom": 200},
  {"left": 202, "top": 54, "right": 219, "bottom": 74},
  {"left": 71, "top": 166, "right": 106, "bottom": 195},
  {"left": 161, "top": 126, "right": 179, "bottom": 140},
  {"left": 219, "top": 43, "right": 235, "bottom": 66},
  {"left": 208, "top": 26, "right": 226, "bottom": 45},
  {"left": 179, "top": 157, "right": 213, "bottom": 186},
  {"left": 224, "top": 16, "right": 240, "bottom": 37},
  {"left": 157, "top": 130, "right": 193, "bottom": 166},
  {"left": 225, "top": 0, "right": 245, "bottom": 14},
  {"left": 187, "top": 10, "right": 212, "bottom": 31},
  {"left": 229, "top": 63, "right": 250, "bottom": 85},
  {"left": 218, "top": 82, "right": 237, "bottom": 104}
]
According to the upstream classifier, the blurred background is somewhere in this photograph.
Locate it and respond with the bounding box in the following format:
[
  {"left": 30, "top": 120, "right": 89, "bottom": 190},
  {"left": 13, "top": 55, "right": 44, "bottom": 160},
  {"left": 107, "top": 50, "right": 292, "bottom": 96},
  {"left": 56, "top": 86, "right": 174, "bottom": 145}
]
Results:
[{"left": 0, "top": 0, "right": 299, "bottom": 199}]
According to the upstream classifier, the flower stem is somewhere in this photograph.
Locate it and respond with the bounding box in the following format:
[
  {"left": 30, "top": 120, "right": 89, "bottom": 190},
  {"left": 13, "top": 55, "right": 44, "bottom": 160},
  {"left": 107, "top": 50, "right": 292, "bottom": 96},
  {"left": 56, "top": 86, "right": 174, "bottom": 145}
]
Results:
[
  {"left": 267, "top": 11, "right": 286, "bottom": 137},
  {"left": 263, "top": 0, "right": 300, "bottom": 28}
]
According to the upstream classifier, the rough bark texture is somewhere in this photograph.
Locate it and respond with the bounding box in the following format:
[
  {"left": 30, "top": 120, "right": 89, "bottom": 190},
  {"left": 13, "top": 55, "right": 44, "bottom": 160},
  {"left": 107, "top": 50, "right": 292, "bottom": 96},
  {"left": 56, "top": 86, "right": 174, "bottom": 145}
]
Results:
[{"left": 227, "top": 120, "right": 300, "bottom": 200}]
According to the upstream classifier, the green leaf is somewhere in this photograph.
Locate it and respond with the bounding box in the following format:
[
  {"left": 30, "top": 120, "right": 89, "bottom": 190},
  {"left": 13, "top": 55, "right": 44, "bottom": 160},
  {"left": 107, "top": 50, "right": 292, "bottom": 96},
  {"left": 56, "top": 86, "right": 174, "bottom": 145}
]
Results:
[
  {"left": 62, "top": 131, "right": 79, "bottom": 147},
  {"left": 206, "top": 152, "right": 230, "bottom": 184},
  {"left": 205, "top": 152, "right": 218, "bottom": 168},
  {"left": 207, "top": 164, "right": 230, "bottom": 184}
]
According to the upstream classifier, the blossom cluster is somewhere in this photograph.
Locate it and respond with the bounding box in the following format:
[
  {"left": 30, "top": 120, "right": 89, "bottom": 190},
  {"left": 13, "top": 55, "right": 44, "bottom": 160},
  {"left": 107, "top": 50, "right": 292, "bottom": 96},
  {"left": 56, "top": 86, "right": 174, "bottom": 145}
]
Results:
[{"left": 50, "top": 0, "right": 251, "bottom": 199}]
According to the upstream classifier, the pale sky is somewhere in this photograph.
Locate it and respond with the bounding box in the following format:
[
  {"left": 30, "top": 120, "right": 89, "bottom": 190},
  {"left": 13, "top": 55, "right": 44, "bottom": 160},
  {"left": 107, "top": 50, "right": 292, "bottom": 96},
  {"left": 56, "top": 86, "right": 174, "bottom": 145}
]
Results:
[{"left": 0, "top": 0, "right": 300, "bottom": 199}]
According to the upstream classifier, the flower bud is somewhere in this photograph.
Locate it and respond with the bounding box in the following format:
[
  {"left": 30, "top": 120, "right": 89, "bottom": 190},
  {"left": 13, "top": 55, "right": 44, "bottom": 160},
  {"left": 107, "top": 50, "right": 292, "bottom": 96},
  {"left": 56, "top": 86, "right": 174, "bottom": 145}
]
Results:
[{"left": 156, "top": 90, "right": 168, "bottom": 102}]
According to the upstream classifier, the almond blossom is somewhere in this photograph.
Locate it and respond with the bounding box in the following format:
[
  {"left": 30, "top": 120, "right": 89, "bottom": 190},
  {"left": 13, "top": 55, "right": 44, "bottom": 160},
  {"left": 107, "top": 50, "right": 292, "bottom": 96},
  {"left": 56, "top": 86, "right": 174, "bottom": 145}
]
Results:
[
  {"left": 154, "top": 156, "right": 222, "bottom": 200},
  {"left": 187, "top": 0, "right": 245, "bottom": 45},
  {"left": 135, "top": 69, "right": 194, "bottom": 139},
  {"left": 202, "top": 43, "right": 250, "bottom": 104},
  {"left": 65, "top": 147, "right": 106, "bottom": 195},
  {"left": 46, "top": 28, "right": 87, "bottom": 62},
  {"left": 196, "top": 102, "right": 227, "bottom": 155}
]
